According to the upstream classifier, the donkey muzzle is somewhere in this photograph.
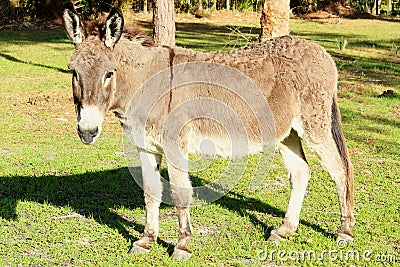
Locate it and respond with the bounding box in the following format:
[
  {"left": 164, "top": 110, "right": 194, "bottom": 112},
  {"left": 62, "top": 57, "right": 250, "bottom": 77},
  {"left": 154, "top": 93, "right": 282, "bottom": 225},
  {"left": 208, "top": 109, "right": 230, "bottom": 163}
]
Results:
[
  {"left": 76, "top": 106, "right": 104, "bottom": 145},
  {"left": 77, "top": 125, "right": 99, "bottom": 145}
]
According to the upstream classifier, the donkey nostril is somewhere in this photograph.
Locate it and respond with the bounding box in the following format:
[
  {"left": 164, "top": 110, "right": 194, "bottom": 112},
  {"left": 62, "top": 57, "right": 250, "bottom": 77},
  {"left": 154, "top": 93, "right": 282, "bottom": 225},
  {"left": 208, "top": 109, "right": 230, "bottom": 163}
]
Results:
[
  {"left": 89, "top": 127, "right": 99, "bottom": 137},
  {"left": 77, "top": 125, "right": 83, "bottom": 135}
]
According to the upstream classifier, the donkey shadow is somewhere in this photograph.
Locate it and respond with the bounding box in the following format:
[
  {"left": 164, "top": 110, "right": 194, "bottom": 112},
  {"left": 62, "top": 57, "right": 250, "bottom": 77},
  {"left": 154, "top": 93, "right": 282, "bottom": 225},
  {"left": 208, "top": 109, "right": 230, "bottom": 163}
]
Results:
[
  {"left": 0, "top": 167, "right": 335, "bottom": 252},
  {"left": 189, "top": 174, "right": 336, "bottom": 241},
  {"left": 0, "top": 168, "right": 147, "bottom": 248}
]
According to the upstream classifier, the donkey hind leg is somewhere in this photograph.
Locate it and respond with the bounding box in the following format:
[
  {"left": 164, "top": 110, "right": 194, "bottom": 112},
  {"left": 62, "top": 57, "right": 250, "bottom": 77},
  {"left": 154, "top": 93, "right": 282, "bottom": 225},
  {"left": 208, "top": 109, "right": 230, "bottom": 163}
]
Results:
[
  {"left": 268, "top": 130, "right": 311, "bottom": 242},
  {"left": 312, "top": 138, "right": 355, "bottom": 243},
  {"left": 167, "top": 160, "right": 193, "bottom": 261},
  {"left": 129, "top": 150, "right": 162, "bottom": 255}
]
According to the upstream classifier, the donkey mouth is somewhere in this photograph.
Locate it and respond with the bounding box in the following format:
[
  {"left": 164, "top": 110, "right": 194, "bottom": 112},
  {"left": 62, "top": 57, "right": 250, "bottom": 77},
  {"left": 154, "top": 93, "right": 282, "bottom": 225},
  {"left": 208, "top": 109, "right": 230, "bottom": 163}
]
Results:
[{"left": 77, "top": 125, "right": 100, "bottom": 145}]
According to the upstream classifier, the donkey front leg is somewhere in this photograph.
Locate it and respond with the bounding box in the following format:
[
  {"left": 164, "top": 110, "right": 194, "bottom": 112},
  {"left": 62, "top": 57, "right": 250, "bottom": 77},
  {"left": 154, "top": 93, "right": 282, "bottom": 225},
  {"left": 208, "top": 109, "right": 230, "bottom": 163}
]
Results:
[
  {"left": 129, "top": 150, "right": 162, "bottom": 254},
  {"left": 167, "top": 160, "right": 193, "bottom": 261}
]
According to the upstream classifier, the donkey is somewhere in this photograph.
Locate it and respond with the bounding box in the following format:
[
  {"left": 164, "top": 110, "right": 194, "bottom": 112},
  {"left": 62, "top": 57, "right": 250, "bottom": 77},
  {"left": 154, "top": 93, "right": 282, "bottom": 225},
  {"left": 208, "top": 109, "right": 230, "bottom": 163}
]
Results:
[{"left": 63, "top": 6, "right": 355, "bottom": 260}]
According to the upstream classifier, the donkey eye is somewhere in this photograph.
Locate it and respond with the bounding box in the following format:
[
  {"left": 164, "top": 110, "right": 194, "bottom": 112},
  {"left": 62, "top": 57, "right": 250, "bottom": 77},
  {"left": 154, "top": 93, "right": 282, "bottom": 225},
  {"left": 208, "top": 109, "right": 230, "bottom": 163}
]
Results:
[
  {"left": 72, "top": 70, "right": 79, "bottom": 82},
  {"left": 105, "top": 72, "right": 113, "bottom": 80}
]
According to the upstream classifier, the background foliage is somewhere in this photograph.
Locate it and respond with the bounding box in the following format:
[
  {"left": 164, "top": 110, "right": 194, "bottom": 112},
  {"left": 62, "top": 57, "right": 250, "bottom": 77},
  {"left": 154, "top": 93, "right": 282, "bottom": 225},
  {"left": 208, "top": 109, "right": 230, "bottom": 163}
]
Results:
[{"left": 1, "top": 0, "right": 399, "bottom": 21}]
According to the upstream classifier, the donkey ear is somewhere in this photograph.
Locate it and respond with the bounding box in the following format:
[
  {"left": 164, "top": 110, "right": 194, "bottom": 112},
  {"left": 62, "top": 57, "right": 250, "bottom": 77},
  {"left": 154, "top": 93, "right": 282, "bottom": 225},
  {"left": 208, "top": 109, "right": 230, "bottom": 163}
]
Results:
[
  {"left": 62, "top": 3, "right": 85, "bottom": 45},
  {"left": 104, "top": 8, "right": 124, "bottom": 49}
]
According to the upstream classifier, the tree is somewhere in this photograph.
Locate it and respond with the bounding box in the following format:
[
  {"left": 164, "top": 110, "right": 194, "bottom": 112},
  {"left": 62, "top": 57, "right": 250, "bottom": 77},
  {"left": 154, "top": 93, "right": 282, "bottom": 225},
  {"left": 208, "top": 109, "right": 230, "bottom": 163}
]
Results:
[
  {"left": 388, "top": 0, "right": 392, "bottom": 14},
  {"left": 372, "top": 0, "right": 382, "bottom": 15},
  {"left": 152, "top": 0, "right": 176, "bottom": 46},
  {"left": 259, "top": 0, "right": 290, "bottom": 41},
  {"left": 198, "top": 0, "right": 203, "bottom": 11},
  {"left": 144, "top": 0, "right": 148, "bottom": 14}
]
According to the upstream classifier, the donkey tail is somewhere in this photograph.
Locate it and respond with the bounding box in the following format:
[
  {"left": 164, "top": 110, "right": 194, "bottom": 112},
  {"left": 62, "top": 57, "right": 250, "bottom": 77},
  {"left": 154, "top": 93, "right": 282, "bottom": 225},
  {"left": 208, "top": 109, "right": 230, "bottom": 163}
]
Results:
[{"left": 331, "top": 95, "right": 354, "bottom": 209}]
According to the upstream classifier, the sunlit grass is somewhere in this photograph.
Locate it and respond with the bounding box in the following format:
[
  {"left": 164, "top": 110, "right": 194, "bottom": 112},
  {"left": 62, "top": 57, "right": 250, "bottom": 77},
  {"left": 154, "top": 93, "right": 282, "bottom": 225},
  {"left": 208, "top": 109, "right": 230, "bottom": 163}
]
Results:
[{"left": 0, "top": 16, "right": 399, "bottom": 266}]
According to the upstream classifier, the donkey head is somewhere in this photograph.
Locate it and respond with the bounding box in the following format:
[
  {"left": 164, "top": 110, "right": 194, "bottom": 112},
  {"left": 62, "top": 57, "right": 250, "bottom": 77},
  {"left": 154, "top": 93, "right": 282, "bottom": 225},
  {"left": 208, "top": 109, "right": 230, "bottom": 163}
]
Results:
[{"left": 63, "top": 4, "right": 124, "bottom": 145}]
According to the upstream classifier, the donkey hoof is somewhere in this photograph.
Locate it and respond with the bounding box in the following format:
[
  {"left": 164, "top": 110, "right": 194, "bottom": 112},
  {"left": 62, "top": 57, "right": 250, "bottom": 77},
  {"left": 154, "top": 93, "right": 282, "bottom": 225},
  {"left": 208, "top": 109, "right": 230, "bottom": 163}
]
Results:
[
  {"left": 336, "top": 233, "right": 354, "bottom": 247},
  {"left": 267, "top": 230, "right": 286, "bottom": 242},
  {"left": 171, "top": 248, "right": 192, "bottom": 261},
  {"left": 129, "top": 242, "right": 150, "bottom": 255}
]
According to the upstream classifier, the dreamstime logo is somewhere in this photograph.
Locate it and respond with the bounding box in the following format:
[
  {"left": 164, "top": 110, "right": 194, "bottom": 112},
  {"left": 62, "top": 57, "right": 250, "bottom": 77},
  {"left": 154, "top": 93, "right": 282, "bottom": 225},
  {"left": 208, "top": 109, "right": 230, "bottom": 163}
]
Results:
[
  {"left": 122, "top": 62, "right": 276, "bottom": 205},
  {"left": 257, "top": 240, "right": 398, "bottom": 263},
  {"left": 336, "top": 239, "right": 349, "bottom": 249}
]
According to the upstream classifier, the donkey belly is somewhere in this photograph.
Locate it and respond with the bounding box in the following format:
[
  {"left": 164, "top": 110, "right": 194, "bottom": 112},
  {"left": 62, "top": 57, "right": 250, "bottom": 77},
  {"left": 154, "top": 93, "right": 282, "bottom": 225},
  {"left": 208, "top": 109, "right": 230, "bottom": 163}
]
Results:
[{"left": 185, "top": 121, "right": 264, "bottom": 158}]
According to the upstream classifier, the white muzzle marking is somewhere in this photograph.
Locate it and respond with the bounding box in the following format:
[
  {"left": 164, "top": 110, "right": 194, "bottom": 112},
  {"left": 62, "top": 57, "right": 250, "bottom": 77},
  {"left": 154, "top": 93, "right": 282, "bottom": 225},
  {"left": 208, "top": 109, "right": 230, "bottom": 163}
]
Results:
[{"left": 77, "top": 106, "right": 104, "bottom": 145}]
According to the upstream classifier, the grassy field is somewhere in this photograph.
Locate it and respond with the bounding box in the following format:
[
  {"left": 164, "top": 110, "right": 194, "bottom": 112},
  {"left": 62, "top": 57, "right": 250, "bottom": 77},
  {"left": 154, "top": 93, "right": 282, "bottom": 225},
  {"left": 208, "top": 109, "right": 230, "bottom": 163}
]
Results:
[{"left": 0, "top": 12, "right": 399, "bottom": 266}]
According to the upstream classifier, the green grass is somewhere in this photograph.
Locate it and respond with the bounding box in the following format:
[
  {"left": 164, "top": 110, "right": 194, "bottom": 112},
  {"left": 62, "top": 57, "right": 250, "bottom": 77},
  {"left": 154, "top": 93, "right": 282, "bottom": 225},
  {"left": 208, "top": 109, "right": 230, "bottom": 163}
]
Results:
[{"left": 0, "top": 17, "right": 399, "bottom": 266}]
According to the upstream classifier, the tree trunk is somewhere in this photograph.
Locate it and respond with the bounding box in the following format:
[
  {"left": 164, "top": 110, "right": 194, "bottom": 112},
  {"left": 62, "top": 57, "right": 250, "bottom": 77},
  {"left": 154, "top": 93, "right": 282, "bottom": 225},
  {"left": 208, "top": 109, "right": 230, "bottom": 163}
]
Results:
[
  {"left": 198, "top": 0, "right": 203, "bottom": 11},
  {"left": 376, "top": 0, "right": 381, "bottom": 15},
  {"left": 226, "top": 0, "right": 230, "bottom": 11},
  {"left": 152, "top": 0, "right": 176, "bottom": 47},
  {"left": 187, "top": 0, "right": 191, "bottom": 14},
  {"left": 372, "top": 0, "right": 381, "bottom": 15},
  {"left": 307, "top": 0, "right": 313, "bottom": 13},
  {"left": 144, "top": 0, "right": 148, "bottom": 14},
  {"left": 10, "top": 0, "right": 18, "bottom": 19},
  {"left": 259, "top": 0, "right": 290, "bottom": 41},
  {"left": 388, "top": 0, "right": 392, "bottom": 15}
]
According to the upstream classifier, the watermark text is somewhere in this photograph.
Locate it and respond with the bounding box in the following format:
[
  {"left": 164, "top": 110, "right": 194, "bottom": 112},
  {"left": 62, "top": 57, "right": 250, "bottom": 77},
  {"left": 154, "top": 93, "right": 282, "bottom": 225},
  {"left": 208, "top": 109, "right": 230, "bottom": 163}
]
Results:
[{"left": 257, "top": 247, "right": 398, "bottom": 263}]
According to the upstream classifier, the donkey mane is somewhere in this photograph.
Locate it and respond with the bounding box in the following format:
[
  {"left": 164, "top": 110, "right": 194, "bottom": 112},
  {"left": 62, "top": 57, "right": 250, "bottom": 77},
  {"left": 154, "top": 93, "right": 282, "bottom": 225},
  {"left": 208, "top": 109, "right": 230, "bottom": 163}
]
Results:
[
  {"left": 85, "top": 17, "right": 154, "bottom": 47},
  {"left": 123, "top": 25, "right": 155, "bottom": 47}
]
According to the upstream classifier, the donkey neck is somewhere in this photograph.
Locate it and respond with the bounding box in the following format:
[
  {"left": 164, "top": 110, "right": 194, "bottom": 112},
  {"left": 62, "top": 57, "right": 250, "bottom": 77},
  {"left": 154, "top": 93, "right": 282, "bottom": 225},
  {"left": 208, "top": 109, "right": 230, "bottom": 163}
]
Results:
[{"left": 110, "top": 38, "right": 172, "bottom": 122}]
